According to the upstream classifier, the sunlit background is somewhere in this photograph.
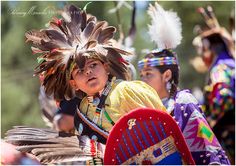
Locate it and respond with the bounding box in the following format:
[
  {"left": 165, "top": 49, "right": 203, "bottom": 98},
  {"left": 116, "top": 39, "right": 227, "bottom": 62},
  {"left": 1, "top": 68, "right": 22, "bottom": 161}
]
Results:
[{"left": 1, "top": 1, "right": 234, "bottom": 136}]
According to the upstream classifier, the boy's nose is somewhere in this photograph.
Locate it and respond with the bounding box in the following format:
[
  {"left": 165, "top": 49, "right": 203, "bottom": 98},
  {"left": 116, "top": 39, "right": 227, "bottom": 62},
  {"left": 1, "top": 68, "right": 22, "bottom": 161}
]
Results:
[{"left": 86, "top": 68, "right": 92, "bottom": 75}]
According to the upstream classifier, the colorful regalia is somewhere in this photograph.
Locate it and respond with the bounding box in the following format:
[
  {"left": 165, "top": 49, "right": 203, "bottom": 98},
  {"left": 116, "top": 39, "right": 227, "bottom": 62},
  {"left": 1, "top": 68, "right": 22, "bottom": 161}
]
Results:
[
  {"left": 137, "top": 3, "right": 231, "bottom": 165},
  {"left": 203, "top": 47, "right": 235, "bottom": 162},
  {"left": 74, "top": 77, "right": 166, "bottom": 144},
  {"left": 162, "top": 89, "right": 231, "bottom": 165},
  {"left": 192, "top": 5, "right": 235, "bottom": 163}
]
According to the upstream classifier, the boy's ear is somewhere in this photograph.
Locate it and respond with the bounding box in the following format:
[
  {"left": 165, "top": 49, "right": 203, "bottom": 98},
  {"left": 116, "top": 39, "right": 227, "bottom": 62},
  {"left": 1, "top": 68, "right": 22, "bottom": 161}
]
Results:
[
  {"left": 103, "top": 63, "right": 110, "bottom": 73},
  {"left": 163, "top": 69, "right": 172, "bottom": 83},
  {"left": 69, "top": 80, "right": 79, "bottom": 90}
]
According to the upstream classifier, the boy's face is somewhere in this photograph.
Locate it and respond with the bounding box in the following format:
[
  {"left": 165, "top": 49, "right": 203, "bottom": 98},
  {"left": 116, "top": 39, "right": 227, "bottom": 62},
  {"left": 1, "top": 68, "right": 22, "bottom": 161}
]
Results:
[
  {"left": 71, "top": 59, "right": 108, "bottom": 96},
  {"left": 140, "top": 66, "right": 166, "bottom": 99}
]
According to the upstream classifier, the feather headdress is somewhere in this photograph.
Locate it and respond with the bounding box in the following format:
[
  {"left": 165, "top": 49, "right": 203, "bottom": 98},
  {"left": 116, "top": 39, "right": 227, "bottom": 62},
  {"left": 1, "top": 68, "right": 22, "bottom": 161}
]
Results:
[
  {"left": 147, "top": 2, "right": 182, "bottom": 51},
  {"left": 26, "top": 5, "right": 132, "bottom": 100}
]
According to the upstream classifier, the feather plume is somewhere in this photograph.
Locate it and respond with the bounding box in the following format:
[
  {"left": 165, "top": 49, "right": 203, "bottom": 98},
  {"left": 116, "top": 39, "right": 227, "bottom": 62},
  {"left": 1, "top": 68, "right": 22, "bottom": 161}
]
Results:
[
  {"left": 5, "top": 126, "right": 105, "bottom": 164},
  {"left": 147, "top": 2, "right": 182, "bottom": 50}
]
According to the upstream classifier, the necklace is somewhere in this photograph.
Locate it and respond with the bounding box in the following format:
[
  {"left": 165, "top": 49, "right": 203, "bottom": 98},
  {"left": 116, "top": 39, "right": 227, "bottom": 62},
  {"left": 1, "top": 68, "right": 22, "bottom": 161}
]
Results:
[{"left": 88, "top": 77, "right": 116, "bottom": 126}]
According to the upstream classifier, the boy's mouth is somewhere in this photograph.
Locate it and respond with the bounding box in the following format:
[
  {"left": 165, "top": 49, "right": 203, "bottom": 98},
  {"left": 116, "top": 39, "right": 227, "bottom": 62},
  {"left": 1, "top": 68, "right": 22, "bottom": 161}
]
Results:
[{"left": 87, "top": 77, "right": 97, "bottom": 82}]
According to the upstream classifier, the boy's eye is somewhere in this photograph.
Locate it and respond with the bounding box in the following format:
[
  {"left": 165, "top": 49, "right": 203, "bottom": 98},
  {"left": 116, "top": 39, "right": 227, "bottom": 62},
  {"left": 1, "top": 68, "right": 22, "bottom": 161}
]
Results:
[
  {"left": 77, "top": 69, "right": 84, "bottom": 73},
  {"left": 90, "top": 62, "right": 97, "bottom": 68}
]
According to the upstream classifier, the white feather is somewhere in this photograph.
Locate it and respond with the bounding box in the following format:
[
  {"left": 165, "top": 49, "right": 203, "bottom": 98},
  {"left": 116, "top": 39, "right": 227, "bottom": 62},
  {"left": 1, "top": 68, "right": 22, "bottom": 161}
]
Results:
[
  {"left": 93, "top": 45, "right": 108, "bottom": 56},
  {"left": 147, "top": 2, "right": 182, "bottom": 50},
  {"left": 61, "top": 11, "right": 71, "bottom": 23},
  {"left": 62, "top": 51, "right": 72, "bottom": 64}
]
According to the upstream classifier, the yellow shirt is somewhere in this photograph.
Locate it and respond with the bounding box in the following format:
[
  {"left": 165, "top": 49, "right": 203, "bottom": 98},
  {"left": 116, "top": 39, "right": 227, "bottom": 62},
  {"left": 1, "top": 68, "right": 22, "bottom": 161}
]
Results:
[{"left": 79, "top": 79, "right": 166, "bottom": 132}]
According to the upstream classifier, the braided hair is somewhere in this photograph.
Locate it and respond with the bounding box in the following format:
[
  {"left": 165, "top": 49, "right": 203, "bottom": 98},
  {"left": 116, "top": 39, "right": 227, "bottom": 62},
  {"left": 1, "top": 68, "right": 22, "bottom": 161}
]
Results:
[{"left": 144, "top": 49, "right": 179, "bottom": 97}]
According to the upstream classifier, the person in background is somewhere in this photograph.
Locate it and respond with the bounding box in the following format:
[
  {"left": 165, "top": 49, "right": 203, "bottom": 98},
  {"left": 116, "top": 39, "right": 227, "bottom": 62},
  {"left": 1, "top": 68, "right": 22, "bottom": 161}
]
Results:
[
  {"left": 53, "top": 97, "right": 81, "bottom": 132},
  {"left": 192, "top": 6, "right": 235, "bottom": 164},
  {"left": 39, "top": 76, "right": 80, "bottom": 133},
  {"left": 138, "top": 3, "right": 230, "bottom": 165}
]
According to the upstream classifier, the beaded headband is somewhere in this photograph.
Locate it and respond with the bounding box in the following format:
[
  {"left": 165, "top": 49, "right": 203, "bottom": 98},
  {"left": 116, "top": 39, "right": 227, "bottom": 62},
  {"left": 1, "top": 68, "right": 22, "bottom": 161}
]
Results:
[{"left": 138, "top": 56, "right": 178, "bottom": 70}]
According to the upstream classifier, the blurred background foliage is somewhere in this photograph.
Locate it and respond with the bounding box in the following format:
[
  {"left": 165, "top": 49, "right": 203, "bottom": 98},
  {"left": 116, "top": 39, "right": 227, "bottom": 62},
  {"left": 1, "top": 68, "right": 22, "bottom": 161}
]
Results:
[{"left": 1, "top": 1, "right": 234, "bottom": 136}]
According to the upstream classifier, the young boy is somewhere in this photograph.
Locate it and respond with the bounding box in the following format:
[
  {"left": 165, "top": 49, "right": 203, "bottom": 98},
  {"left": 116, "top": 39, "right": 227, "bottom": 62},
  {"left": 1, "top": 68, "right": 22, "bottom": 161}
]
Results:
[{"left": 26, "top": 4, "right": 166, "bottom": 144}]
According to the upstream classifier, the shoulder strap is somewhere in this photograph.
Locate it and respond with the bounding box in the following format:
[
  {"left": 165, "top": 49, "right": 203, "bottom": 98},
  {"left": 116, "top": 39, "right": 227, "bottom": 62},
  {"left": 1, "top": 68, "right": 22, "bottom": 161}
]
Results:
[{"left": 74, "top": 109, "right": 108, "bottom": 144}]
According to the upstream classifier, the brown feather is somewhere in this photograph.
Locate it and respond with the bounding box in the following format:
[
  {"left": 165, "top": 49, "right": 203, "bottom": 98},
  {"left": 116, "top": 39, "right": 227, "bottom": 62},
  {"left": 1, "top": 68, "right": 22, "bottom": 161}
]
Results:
[
  {"left": 44, "top": 29, "right": 67, "bottom": 44},
  {"left": 88, "top": 21, "right": 107, "bottom": 40},
  {"left": 87, "top": 15, "right": 97, "bottom": 24},
  {"left": 98, "top": 26, "right": 116, "bottom": 44},
  {"left": 43, "top": 75, "right": 58, "bottom": 96},
  {"left": 83, "top": 40, "right": 97, "bottom": 49},
  {"left": 80, "top": 11, "right": 87, "bottom": 30},
  {"left": 89, "top": 27, "right": 102, "bottom": 42},
  {"left": 40, "top": 40, "right": 60, "bottom": 50},
  {"left": 68, "top": 5, "right": 82, "bottom": 23},
  {"left": 34, "top": 60, "right": 57, "bottom": 75},
  {"left": 62, "top": 5, "right": 81, "bottom": 24},
  {"left": 105, "top": 46, "right": 132, "bottom": 55},
  {"left": 25, "top": 30, "right": 49, "bottom": 44},
  {"left": 82, "top": 21, "right": 96, "bottom": 39},
  {"left": 65, "top": 6, "right": 84, "bottom": 38}
]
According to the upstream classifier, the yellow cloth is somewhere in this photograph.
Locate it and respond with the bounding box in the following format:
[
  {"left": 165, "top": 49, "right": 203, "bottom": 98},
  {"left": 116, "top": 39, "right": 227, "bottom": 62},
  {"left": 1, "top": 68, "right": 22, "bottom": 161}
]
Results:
[{"left": 79, "top": 79, "right": 166, "bottom": 132}]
